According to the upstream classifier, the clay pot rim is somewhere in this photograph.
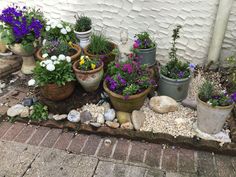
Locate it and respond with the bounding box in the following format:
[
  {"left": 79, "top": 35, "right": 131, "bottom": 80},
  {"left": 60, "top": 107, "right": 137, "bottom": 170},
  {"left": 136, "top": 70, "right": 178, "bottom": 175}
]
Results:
[
  {"left": 197, "top": 95, "right": 234, "bottom": 110},
  {"left": 42, "top": 81, "right": 75, "bottom": 88},
  {"left": 36, "top": 43, "right": 82, "bottom": 62},
  {"left": 103, "top": 80, "right": 151, "bottom": 100},
  {"left": 73, "top": 60, "right": 104, "bottom": 74}
]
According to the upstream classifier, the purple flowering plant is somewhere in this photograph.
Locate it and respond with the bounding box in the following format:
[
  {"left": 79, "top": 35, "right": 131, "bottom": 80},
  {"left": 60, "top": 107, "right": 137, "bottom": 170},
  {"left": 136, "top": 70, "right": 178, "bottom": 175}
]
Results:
[
  {"left": 0, "top": 4, "right": 45, "bottom": 52},
  {"left": 133, "top": 31, "right": 155, "bottom": 49},
  {"left": 105, "top": 58, "right": 154, "bottom": 97}
]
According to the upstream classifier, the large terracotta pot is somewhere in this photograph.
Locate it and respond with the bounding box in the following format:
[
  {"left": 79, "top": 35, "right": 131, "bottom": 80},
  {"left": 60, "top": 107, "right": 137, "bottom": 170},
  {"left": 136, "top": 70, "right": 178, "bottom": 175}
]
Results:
[
  {"left": 36, "top": 44, "right": 82, "bottom": 63},
  {"left": 40, "top": 82, "right": 75, "bottom": 101},
  {"left": 74, "top": 28, "right": 92, "bottom": 49},
  {"left": 103, "top": 81, "right": 151, "bottom": 112},
  {"left": 83, "top": 42, "right": 117, "bottom": 69},
  {"left": 73, "top": 60, "right": 104, "bottom": 92}
]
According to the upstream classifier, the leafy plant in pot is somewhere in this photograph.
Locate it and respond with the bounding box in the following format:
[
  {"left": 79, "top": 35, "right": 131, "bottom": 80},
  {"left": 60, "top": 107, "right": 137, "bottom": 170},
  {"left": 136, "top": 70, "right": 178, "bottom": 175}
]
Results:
[
  {"left": 0, "top": 5, "right": 46, "bottom": 74},
  {"left": 83, "top": 33, "right": 118, "bottom": 69},
  {"left": 33, "top": 54, "right": 76, "bottom": 101},
  {"left": 74, "top": 14, "right": 92, "bottom": 48},
  {"left": 132, "top": 32, "right": 156, "bottom": 67},
  {"left": 159, "top": 25, "right": 195, "bottom": 101},
  {"left": 73, "top": 55, "right": 103, "bottom": 92},
  {"left": 197, "top": 80, "right": 236, "bottom": 134},
  {"left": 104, "top": 59, "right": 154, "bottom": 112}
]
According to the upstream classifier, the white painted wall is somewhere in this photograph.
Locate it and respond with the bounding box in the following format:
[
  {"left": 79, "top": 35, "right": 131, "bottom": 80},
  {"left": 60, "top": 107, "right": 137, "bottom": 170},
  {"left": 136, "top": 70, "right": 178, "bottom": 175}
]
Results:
[{"left": 1, "top": 0, "right": 234, "bottom": 66}]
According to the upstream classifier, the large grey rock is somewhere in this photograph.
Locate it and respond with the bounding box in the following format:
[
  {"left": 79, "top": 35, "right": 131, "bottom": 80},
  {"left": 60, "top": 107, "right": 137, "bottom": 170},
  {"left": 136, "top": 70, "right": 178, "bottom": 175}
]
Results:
[
  {"left": 131, "top": 110, "right": 145, "bottom": 130},
  {"left": 80, "top": 111, "right": 93, "bottom": 123},
  {"left": 117, "top": 111, "right": 131, "bottom": 124},
  {"left": 67, "top": 110, "right": 80, "bottom": 122},
  {"left": 182, "top": 98, "right": 197, "bottom": 110},
  {"left": 104, "top": 109, "right": 116, "bottom": 121},
  {"left": 7, "top": 104, "right": 25, "bottom": 117},
  {"left": 149, "top": 96, "right": 178, "bottom": 113}
]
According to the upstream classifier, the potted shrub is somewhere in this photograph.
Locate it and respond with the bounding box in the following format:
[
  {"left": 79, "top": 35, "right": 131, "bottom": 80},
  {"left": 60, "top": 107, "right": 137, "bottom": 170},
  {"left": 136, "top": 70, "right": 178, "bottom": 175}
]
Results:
[
  {"left": 36, "top": 20, "right": 81, "bottom": 62},
  {"left": 83, "top": 33, "right": 117, "bottom": 69},
  {"left": 197, "top": 80, "right": 236, "bottom": 134},
  {"left": 74, "top": 14, "right": 92, "bottom": 48},
  {"left": 159, "top": 25, "right": 195, "bottom": 101},
  {"left": 33, "top": 54, "right": 76, "bottom": 101},
  {"left": 0, "top": 5, "right": 45, "bottom": 74},
  {"left": 73, "top": 55, "right": 103, "bottom": 92},
  {"left": 104, "top": 59, "right": 153, "bottom": 112},
  {"left": 132, "top": 31, "right": 156, "bottom": 67}
]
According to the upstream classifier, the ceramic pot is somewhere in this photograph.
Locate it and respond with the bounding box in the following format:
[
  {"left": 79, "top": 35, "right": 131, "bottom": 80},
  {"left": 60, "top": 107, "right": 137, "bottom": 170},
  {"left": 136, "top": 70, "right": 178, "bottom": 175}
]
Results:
[
  {"left": 0, "top": 41, "right": 7, "bottom": 53},
  {"left": 135, "top": 46, "right": 156, "bottom": 67},
  {"left": 36, "top": 44, "right": 82, "bottom": 63},
  {"left": 158, "top": 73, "right": 191, "bottom": 101},
  {"left": 40, "top": 82, "right": 75, "bottom": 101},
  {"left": 197, "top": 96, "right": 234, "bottom": 134},
  {"left": 74, "top": 28, "right": 92, "bottom": 49},
  {"left": 103, "top": 81, "right": 151, "bottom": 112},
  {"left": 73, "top": 60, "right": 104, "bottom": 92}
]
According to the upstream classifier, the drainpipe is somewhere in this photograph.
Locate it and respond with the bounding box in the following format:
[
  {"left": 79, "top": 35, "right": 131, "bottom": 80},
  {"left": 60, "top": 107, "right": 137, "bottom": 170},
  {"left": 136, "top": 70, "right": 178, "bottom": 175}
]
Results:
[{"left": 207, "top": 0, "right": 233, "bottom": 68}]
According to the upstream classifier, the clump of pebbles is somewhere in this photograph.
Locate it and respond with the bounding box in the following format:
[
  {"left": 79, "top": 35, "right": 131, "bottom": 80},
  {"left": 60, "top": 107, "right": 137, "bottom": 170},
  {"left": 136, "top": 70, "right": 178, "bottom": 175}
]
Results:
[{"left": 80, "top": 103, "right": 105, "bottom": 118}]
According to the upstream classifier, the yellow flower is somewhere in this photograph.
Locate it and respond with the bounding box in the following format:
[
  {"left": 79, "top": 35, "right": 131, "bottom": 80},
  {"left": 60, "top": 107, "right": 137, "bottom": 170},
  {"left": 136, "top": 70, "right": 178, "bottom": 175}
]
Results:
[
  {"left": 91, "top": 63, "right": 96, "bottom": 70},
  {"left": 68, "top": 41, "right": 73, "bottom": 47},
  {"left": 80, "top": 58, "right": 85, "bottom": 65}
]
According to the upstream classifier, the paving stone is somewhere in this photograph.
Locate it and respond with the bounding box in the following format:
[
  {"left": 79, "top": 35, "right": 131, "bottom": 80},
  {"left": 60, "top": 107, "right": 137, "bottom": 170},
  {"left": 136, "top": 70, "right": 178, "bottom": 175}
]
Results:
[
  {"left": 0, "top": 121, "right": 13, "bottom": 138},
  {"left": 54, "top": 132, "right": 74, "bottom": 150},
  {"left": 129, "top": 141, "right": 148, "bottom": 163},
  {"left": 113, "top": 139, "right": 130, "bottom": 161},
  {"left": 162, "top": 148, "right": 178, "bottom": 172},
  {"left": 178, "top": 148, "right": 195, "bottom": 173},
  {"left": 97, "top": 137, "right": 116, "bottom": 158},
  {"left": 27, "top": 126, "right": 50, "bottom": 145},
  {"left": 145, "top": 143, "right": 162, "bottom": 167},
  {"left": 215, "top": 154, "right": 236, "bottom": 177},
  {"left": 40, "top": 128, "right": 62, "bottom": 148},
  {"left": 2, "top": 122, "right": 25, "bottom": 141},
  {"left": 0, "top": 105, "right": 9, "bottom": 116},
  {"left": 14, "top": 125, "right": 36, "bottom": 143},
  {"left": 166, "top": 172, "right": 198, "bottom": 177},
  {"left": 68, "top": 134, "right": 88, "bottom": 154},
  {"left": 82, "top": 135, "right": 102, "bottom": 155}
]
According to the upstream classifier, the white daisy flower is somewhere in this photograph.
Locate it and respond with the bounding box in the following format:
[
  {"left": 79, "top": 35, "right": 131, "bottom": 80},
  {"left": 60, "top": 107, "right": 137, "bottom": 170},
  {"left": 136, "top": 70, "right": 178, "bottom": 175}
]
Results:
[
  {"left": 46, "top": 63, "right": 55, "bottom": 71},
  {"left": 57, "top": 23, "right": 63, "bottom": 28},
  {"left": 42, "top": 53, "right": 48, "bottom": 58},
  {"left": 45, "top": 26, "right": 51, "bottom": 31},
  {"left": 58, "top": 54, "right": 66, "bottom": 60},
  {"left": 66, "top": 56, "right": 71, "bottom": 63},
  {"left": 65, "top": 26, "right": 71, "bottom": 32},
  {"left": 40, "top": 61, "right": 46, "bottom": 67},
  {"left": 44, "top": 60, "right": 53, "bottom": 65},
  {"left": 50, "top": 55, "right": 57, "bottom": 60},
  {"left": 28, "top": 79, "right": 36, "bottom": 86},
  {"left": 60, "top": 28, "right": 67, "bottom": 35},
  {"left": 54, "top": 61, "right": 60, "bottom": 65},
  {"left": 51, "top": 23, "right": 56, "bottom": 29},
  {"left": 42, "top": 39, "right": 47, "bottom": 46},
  {"left": 46, "top": 21, "right": 51, "bottom": 25}
]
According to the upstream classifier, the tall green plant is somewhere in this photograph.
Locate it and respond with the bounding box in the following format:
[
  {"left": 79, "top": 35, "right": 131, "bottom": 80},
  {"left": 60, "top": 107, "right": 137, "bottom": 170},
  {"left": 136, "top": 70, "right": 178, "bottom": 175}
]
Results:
[
  {"left": 88, "top": 33, "right": 111, "bottom": 55},
  {"left": 74, "top": 15, "right": 92, "bottom": 32}
]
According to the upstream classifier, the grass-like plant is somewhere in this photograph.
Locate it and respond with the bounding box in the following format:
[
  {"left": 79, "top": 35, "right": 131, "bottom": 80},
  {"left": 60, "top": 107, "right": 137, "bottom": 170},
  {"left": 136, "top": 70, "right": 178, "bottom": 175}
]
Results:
[{"left": 74, "top": 15, "right": 92, "bottom": 32}]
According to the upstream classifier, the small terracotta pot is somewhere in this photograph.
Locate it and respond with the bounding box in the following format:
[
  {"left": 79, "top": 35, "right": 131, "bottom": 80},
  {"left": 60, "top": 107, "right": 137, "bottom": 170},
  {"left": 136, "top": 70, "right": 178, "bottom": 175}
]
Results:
[
  {"left": 83, "top": 42, "right": 117, "bottom": 69},
  {"left": 40, "top": 82, "right": 75, "bottom": 101},
  {"left": 36, "top": 44, "right": 82, "bottom": 63},
  {"left": 103, "top": 81, "right": 151, "bottom": 112},
  {"left": 73, "top": 60, "right": 104, "bottom": 92}
]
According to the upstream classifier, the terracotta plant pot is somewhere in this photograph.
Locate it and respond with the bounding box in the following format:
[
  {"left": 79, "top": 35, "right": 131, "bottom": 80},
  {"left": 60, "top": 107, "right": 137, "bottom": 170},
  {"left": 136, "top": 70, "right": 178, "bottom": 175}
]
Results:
[
  {"left": 36, "top": 44, "right": 82, "bottom": 63},
  {"left": 83, "top": 42, "right": 117, "bottom": 69},
  {"left": 73, "top": 60, "right": 104, "bottom": 92},
  {"left": 74, "top": 28, "right": 92, "bottom": 49},
  {"left": 0, "top": 41, "right": 7, "bottom": 53},
  {"left": 40, "top": 82, "right": 75, "bottom": 101},
  {"left": 103, "top": 81, "right": 151, "bottom": 112}
]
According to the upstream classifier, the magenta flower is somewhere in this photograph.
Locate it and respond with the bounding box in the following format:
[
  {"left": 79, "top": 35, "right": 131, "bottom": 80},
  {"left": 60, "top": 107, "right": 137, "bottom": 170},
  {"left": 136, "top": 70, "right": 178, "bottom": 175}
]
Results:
[{"left": 122, "top": 63, "right": 133, "bottom": 74}]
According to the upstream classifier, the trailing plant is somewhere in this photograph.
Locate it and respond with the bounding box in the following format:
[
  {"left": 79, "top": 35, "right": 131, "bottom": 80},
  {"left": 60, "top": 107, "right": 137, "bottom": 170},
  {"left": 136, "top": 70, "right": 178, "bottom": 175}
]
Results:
[
  {"left": 0, "top": 5, "right": 45, "bottom": 52},
  {"left": 77, "top": 55, "right": 101, "bottom": 71},
  {"left": 133, "top": 31, "right": 155, "bottom": 49},
  {"left": 161, "top": 25, "right": 195, "bottom": 79},
  {"left": 198, "top": 80, "right": 236, "bottom": 107},
  {"left": 74, "top": 14, "right": 92, "bottom": 32},
  {"left": 226, "top": 56, "right": 236, "bottom": 93},
  {"left": 29, "top": 102, "right": 48, "bottom": 121},
  {"left": 33, "top": 54, "right": 75, "bottom": 86}
]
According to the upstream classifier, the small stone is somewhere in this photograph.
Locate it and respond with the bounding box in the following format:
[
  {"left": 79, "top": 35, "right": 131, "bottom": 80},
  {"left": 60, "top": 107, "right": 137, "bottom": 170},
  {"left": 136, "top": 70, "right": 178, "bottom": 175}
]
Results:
[
  {"left": 7, "top": 104, "right": 25, "bottom": 117},
  {"left": 0, "top": 82, "right": 6, "bottom": 89},
  {"left": 104, "top": 109, "right": 116, "bottom": 121},
  {"left": 90, "top": 122, "right": 101, "bottom": 128},
  {"left": 20, "top": 107, "right": 30, "bottom": 118},
  {"left": 101, "top": 102, "right": 111, "bottom": 112},
  {"left": 149, "top": 96, "right": 178, "bottom": 114},
  {"left": 104, "top": 139, "right": 112, "bottom": 146},
  {"left": 22, "top": 98, "right": 34, "bottom": 107},
  {"left": 80, "top": 111, "right": 93, "bottom": 123},
  {"left": 53, "top": 114, "right": 67, "bottom": 121},
  {"left": 181, "top": 98, "right": 197, "bottom": 110},
  {"left": 121, "top": 122, "right": 134, "bottom": 130},
  {"left": 105, "top": 121, "right": 120, "bottom": 129},
  {"left": 117, "top": 111, "right": 131, "bottom": 124},
  {"left": 175, "top": 118, "right": 186, "bottom": 124},
  {"left": 48, "top": 113, "right": 54, "bottom": 119},
  {"left": 96, "top": 113, "right": 105, "bottom": 124},
  {"left": 67, "top": 110, "right": 80, "bottom": 123},
  {"left": 131, "top": 110, "right": 145, "bottom": 130}
]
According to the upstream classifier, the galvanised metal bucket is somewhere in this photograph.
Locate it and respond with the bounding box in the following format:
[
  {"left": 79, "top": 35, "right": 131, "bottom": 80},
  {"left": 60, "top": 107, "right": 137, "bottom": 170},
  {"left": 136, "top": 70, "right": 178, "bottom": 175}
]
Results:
[
  {"left": 136, "top": 46, "right": 156, "bottom": 67},
  {"left": 158, "top": 74, "right": 191, "bottom": 101}
]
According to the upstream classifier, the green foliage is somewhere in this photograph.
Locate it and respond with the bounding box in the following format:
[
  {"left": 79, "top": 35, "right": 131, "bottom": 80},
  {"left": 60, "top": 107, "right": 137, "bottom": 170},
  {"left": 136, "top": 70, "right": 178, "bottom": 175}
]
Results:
[
  {"left": 198, "top": 80, "right": 214, "bottom": 102},
  {"left": 88, "top": 33, "right": 111, "bottom": 55},
  {"left": 226, "top": 56, "right": 236, "bottom": 93},
  {"left": 77, "top": 55, "right": 101, "bottom": 71},
  {"left": 123, "top": 84, "right": 140, "bottom": 96},
  {"left": 134, "top": 31, "right": 155, "bottom": 49},
  {"left": 74, "top": 15, "right": 92, "bottom": 32},
  {"left": 29, "top": 103, "right": 48, "bottom": 121},
  {"left": 42, "top": 40, "right": 70, "bottom": 56}
]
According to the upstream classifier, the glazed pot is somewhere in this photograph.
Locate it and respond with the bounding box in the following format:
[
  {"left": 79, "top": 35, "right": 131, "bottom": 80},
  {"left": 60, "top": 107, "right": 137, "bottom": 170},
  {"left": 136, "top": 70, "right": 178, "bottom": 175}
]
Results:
[
  {"left": 36, "top": 44, "right": 82, "bottom": 63},
  {"left": 197, "top": 96, "right": 234, "bottom": 134},
  {"left": 73, "top": 60, "right": 104, "bottom": 92},
  {"left": 9, "top": 43, "right": 36, "bottom": 74},
  {"left": 74, "top": 28, "right": 92, "bottom": 49},
  {"left": 40, "top": 82, "right": 75, "bottom": 101},
  {"left": 135, "top": 46, "right": 156, "bottom": 67},
  {"left": 83, "top": 42, "right": 117, "bottom": 69},
  {"left": 103, "top": 81, "right": 151, "bottom": 112},
  {"left": 158, "top": 73, "right": 191, "bottom": 101}
]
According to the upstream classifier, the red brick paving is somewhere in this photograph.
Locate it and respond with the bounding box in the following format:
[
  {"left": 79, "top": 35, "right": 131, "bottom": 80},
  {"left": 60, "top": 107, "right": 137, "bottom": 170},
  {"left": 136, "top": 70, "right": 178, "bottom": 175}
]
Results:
[
  {"left": 215, "top": 154, "right": 236, "bottom": 177},
  {"left": 145, "top": 143, "right": 162, "bottom": 168},
  {"left": 97, "top": 137, "right": 116, "bottom": 158},
  {"left": 14, "top": 125, "right": 36, "bottom": 143},
  {"left": 112, "top": 139, "right": 130, "bottom": 161},
  {"left": 81, "top": 135, "right": 102, "bottom": 155},
  {"left": 162, "top": 148, "right": 178, "bottom": 172},
  {"left": 2, "top": 122, "right": 25, "bottom": 141},
  {"left": 68, "top": 134, "right": 88, "bottom": 154},
  {"left": 53, "top": 132, "right": 74, "bottom": 150},
  {"left": 178, "top": 148, "right": 195, "bottom": 173},
  {"left": 0, "top": 122, "right": 13, "bottom": 138},
  {"left": 27, "top": 126, "right": 50, "bottom": 146},
  {"left": 40, "top": 128, "right": 62, "bottom": 148},
  {"left": 129, "top": 141, "right": 148, "bottom": 163}
]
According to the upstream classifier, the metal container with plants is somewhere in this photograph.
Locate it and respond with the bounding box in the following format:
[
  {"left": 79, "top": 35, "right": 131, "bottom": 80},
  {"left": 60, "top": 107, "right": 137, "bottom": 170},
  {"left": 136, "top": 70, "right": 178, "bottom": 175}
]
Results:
[
  {"left": 197, "top": 80, "right": 236, "bottom": 134},
  {"left": 159, "top": 25, "right": 195, "bottom": 101},
  {"left": 74, "top": 14, "right": 92, "bottom": 48},
  {"left": 0, "top": 4, "right": 46, "bottom": 74},
  {"left": 73, "top": 55, "right": 104, "bottom": 92}
]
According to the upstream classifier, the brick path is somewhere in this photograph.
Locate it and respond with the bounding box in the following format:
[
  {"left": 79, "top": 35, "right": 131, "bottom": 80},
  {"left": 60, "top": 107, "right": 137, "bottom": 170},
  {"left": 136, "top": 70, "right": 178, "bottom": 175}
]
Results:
[{"left": 0, "top": 121, "right": 236, "bottom": 177}]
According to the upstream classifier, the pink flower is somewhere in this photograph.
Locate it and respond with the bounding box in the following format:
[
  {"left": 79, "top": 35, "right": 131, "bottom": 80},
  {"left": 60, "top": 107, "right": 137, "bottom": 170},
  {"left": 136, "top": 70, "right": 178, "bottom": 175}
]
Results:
[
  {"left": 122, "top": 63, "right": 133, "bottom": 74},
  {"left": 133, "top": 42, "right": 139, "bottom": 48}
]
